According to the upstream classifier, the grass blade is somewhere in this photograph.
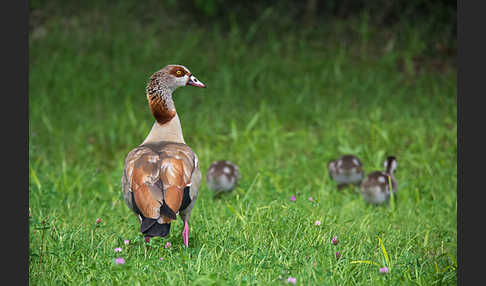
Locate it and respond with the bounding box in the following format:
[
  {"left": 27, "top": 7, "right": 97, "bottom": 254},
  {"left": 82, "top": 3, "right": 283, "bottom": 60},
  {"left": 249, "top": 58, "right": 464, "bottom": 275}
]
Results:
[
  {"left": 379, "top": 237, "right": 390, "bottom": 267},
  {"left": 350, "top": 260, "right": 381, "bottom": 267}
]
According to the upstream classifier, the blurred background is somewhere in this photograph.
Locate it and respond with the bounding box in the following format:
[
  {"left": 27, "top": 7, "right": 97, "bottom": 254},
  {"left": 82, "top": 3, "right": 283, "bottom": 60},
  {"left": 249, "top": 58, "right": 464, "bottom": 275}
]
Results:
[
  {"left": 30, "top": 0, "right": 456, "bottom": 66},
  {"left": 29, "top": 0, "right": 456, "bottom": 167},
  {"left": 29, "top": 1, "right": 457, "bottom": 284}
]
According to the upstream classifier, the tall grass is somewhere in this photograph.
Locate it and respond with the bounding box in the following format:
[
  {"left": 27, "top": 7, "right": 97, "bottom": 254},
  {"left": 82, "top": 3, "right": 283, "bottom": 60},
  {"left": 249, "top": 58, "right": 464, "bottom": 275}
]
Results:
[{"left": 29, "top": 3, "right": 456, "bottom": 285}]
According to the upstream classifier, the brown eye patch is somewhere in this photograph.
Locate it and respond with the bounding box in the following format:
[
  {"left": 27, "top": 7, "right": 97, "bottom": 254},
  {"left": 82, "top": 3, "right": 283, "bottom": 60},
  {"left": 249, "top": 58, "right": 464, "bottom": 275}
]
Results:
[{"left": 169, "top": 67, "right": 188, "bottom": 78}]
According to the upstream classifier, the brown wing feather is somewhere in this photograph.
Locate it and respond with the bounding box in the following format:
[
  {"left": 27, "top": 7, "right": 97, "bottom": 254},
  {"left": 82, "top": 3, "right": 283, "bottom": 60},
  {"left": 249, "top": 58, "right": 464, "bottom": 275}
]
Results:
[
  {"left": 123, "top": 143, "right": 197, "bottom": 224},
  {"left": 129, "top": 151, "right": 163, "bottom": 219},
  {"left": 158, "top": 150, "right": 195, "bottom": 223}
]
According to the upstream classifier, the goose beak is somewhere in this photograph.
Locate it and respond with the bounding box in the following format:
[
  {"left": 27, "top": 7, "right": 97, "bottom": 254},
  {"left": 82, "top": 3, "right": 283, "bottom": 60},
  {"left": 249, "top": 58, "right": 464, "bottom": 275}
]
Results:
[{"left": 186, "top": 74, "right": 206, "bottom": 88}]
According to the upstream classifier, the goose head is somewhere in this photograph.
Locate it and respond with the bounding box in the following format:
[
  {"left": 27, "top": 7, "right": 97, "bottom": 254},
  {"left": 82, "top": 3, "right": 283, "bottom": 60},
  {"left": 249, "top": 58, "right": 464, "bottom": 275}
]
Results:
[
  {"left": 383, "top": 156, "right": 397, "bottom": 175},
  {"left": 146, "top": 65, "right": 206, "bottom": 95}
]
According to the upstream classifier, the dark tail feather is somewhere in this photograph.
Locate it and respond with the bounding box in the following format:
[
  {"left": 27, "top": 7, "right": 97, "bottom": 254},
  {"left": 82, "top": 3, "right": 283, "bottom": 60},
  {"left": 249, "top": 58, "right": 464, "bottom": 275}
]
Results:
[
  {"left": 160, "top": 202, "right": 177, "bottom": 220},
  {"left": 140, "top": 217, "right": 157, "bottom": 233},
  {"left": 141, "top": 217, "right": 171, "bottom": 237},
  {"left": 180, "top": 186, "right": 192, "bottom": 210}
]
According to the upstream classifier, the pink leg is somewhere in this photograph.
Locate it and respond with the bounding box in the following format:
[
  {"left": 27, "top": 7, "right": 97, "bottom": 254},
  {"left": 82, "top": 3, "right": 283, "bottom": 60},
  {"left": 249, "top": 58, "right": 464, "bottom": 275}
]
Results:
[{"left": 182, "top": 220, "right": 189, "bottom": 247}]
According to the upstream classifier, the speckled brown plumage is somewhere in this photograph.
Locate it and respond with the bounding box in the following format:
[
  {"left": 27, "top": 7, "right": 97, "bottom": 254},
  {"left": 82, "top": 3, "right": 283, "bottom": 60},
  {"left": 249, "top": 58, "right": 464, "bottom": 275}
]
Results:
[
  {"left": 123, "top": 142, "right": 199, "bottom": 223},
  {"left": 147, "top": 94, "right": 177, "bottom": 125},
  {"left": 360, "top": 156, "right": 398, "bottom": 205},
  {"left": 206, "top": 160, "right": 241, "bottom": 197},
  {"left": 328, "top": 154, "right": 364, "bottom": 189}
]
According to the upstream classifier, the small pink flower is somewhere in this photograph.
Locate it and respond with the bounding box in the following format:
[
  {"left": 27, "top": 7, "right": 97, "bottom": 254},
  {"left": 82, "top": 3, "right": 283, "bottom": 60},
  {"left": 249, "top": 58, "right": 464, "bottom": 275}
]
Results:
[
  {"left": 144, "top": 236, "right": 151, "bottom": 243},
  {"left": 308, "top": 197, "right": 313, "bottom": 201},
  {"left": 124, "top": 240, "right": 130, "bottom": 245},
  {"left": 114, "top": 257, "right": 125, "bottom": 264},
  {"left": 95, "top": 218, "right": 101, "bottom": 224},
  {"left": 290, "top": 195, "right": 296, "bottom": 202},
  {"left": 164, "top": 241, "right": 172, "bottom": 248},
  {"left": 314, "top": 220, "right": 321, "bottom": 226},
  {"left": 379, "top": 267, "right": 389, "bottom": 274},
  {"left": 331, "top": 236, "right": 339, "bottom": 245},
  {"left": 335, "top": 251, "right": 341, "bottom": 260},
  {"left": 114, "top": 247, "right": 122, "bottom": 252},
  {"left": 287, "top": 277, "right": 297, "bottom": 284},
  {"left": 160, "top": 257, "right": 164, "bottom": 261}
]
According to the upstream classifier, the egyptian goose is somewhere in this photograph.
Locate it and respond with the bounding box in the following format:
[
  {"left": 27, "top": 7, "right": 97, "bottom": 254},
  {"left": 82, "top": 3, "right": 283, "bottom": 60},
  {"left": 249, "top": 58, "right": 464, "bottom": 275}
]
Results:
[
  {"left": 360, "top": 156, "right": 398, "bottom": 205},
  {"left": 206, "top": 160, "right": 241, "bottom": 197},
  {"left": 328, "top": 155, "right": 364, "bottom": 189},
  {"left": 121, "top": 65, "right": 206, "bottom": 247}
]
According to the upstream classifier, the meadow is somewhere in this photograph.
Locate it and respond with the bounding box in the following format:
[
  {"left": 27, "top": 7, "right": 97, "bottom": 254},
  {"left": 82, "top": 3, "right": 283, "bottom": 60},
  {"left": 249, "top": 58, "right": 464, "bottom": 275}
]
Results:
[{"left": 29, "top": 2, "right": 457, "bottom": 285}]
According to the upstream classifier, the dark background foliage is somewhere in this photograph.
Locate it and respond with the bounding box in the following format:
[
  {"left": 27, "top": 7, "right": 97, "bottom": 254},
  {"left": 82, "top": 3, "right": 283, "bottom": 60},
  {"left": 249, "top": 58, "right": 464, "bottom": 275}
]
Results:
[
  {"left": 30, "top": 0, "right": 456, "bottom": 72},
  {"left": 30, "top": 0, "right": 456, "bottom": 39}
]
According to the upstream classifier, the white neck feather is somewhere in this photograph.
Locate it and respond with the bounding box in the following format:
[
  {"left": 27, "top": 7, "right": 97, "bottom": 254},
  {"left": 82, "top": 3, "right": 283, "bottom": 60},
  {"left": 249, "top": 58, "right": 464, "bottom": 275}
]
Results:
[{"left": 142, "top": 113, "right": 186, "bottom": 145}]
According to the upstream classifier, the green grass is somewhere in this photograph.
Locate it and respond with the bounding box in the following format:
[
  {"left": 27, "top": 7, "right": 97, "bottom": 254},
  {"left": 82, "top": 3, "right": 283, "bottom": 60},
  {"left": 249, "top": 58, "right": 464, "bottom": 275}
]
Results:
[{"left": 29, "top": 4, "right": 457, "bottom": 285}]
